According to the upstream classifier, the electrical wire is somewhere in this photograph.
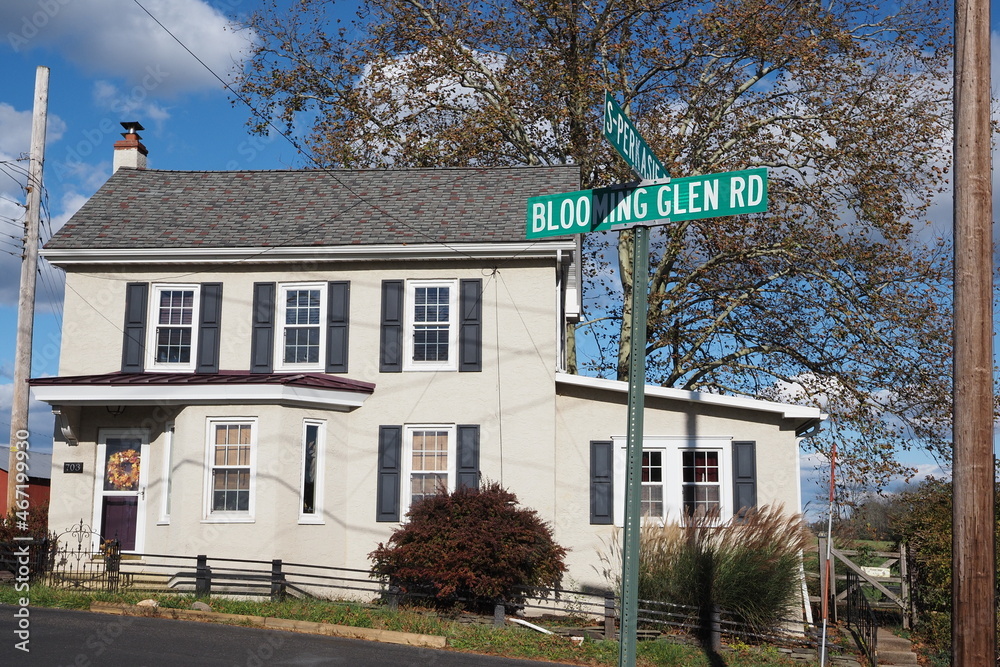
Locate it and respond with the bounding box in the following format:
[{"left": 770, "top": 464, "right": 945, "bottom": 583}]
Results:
[{"left": 126, "top": 0, "right": 558, "bottom": 281}]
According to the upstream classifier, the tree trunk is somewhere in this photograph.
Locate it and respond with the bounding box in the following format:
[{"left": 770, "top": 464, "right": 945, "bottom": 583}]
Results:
[{"left": 617, "top": 229, "right": 634, "bottom": 381}]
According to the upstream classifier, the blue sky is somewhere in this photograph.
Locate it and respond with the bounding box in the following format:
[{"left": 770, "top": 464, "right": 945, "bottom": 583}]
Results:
[{"left": 0, "top": 0, "right": 994, "bottom": 511}]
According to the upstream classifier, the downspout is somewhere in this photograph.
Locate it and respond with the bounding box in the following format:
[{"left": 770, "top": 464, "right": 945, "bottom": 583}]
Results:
[{"left": 555, "top": 249, "right": 565, "bottom": 373}]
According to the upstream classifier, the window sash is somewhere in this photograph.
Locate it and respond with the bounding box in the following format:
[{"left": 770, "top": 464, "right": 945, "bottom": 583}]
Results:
[
  {"left": 206, "top": 420, "right": 255, "bottom": 518},
  {"left": 681, "top": 450, "right": 721, "bottom": 518},
  {"left": 613, "top": 438, "right": 731, "bottom": 525},
  {"left": 147, "top": 285, "right": 198, "bottom": 370},
  {"left": 404, "top": 281, "right": 458, "bottom": 371},
  {"left": 276, "top": 284, "right": 326, "bottom": 370},
  {"left": 300, "top": 420, "right": 325, "bottom": 522},
  {"left": 640, "top": 451, "right": 664, "bottom": 518},
  {"left": 402, "top": 426, "right": 455, "bottom": 515}
]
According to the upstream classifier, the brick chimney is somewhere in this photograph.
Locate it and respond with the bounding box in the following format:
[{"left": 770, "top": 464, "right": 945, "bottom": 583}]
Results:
[{"left": 112, "top": 121, "right": 148, "bottom": 172}]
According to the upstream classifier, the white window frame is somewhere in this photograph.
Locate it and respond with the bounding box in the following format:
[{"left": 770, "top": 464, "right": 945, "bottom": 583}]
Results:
[
  {"left": 613, "top": 436, "right": 733, "bottom": 526},
  {"left": 298, "top": 419, "right": 326, "bottom": 524},
  {"left": 403, "top": 280, "right": 459, "bottom": 372},
  {"left": 274, "top": 282, "right": 327, "bottom": 372},
  {"left": 203, "top": 418, "right": 257, "bottom": 523},
  {"left": 401, "top": 424, "right": 456, "bottom": 517},
  {"left": 146, "top": 283, "right": 200, "bottom": 372}
]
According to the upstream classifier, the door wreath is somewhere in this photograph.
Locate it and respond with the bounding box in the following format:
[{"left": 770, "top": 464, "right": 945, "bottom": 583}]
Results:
[{"left": 106, "top": 449, "right": 140, "bottom": 490}]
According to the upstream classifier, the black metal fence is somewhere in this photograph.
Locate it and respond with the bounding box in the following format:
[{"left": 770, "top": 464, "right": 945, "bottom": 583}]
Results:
[
  {"left": 0, "top": 537, "right": 53, "bottom": 582},
  {"left": 28, "top": 537, "right": 819, "bottom": 651},
  {"left": 845, "top": 569, "right": 878, "bottom": 665},
  {"left": 1, "top": 520, "right": 126, "bottom": 592}
]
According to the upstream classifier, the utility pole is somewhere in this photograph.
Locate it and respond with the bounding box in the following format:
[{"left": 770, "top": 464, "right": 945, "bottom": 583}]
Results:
[
  {"left": 951, "top": 0, "right": 995, "bottom": 664},
  {"left": 6, "top": 66, "right": 48, "bottom": 514}
]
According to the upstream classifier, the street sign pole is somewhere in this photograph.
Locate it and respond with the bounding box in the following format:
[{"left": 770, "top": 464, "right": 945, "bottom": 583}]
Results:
[
  {"left": 524, "top": 93, "right": 768, "bottom": 667},
  {"left": 618, "top": 222, "right": 650, "bottom": 667}
]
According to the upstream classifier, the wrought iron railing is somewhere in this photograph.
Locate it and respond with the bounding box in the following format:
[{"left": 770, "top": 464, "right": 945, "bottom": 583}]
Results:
[
  {"left": 45, "top": 519, "right": 122, "bottom": 592},
  {"left": 845, "top": 568, "right": 878, "bottom": 665}
]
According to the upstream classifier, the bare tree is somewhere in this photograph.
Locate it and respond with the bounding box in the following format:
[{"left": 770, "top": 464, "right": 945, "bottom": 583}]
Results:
[{"left": 235, "top": 0, "right": 955, "bottom": 486}]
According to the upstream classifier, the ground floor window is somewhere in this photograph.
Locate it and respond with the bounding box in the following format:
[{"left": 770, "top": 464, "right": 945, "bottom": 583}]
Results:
[
  {"left": 299, "top": 420, "right": 326, "bottom": 523},
  {"left": 402, "top": 425, "right": 456, "bottom": 516},
  {"left": 614, "top": 436, "right": 732, "bottom": 525},
  {"left": 205, "top": 419, "right": 256, "bottom": 521}
]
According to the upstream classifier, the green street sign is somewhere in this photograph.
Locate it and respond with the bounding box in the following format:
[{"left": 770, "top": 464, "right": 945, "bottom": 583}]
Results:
[
  {"left": 526, "top": 167, "right": 768, "bottom": 239},
  {"left": 603, "top": 92, "right": 667, "bottom": 181}
]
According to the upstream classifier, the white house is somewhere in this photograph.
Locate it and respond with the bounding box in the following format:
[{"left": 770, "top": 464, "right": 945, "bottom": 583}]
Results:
[{"left": 31, "top": 125, "right": 822, "bottom": 592}]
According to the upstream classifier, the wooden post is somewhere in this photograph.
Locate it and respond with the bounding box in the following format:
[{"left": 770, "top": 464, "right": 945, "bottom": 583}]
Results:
[
  {"left": 818, "top": 535, "right": 827, "bottom": 616},
  {"left": 195, "top": 555, "right": 211, "bottom": 597},
  {"left": 270, "top": 559, "right": 286, "bottom": 601},
  {"left": 6, "top": 66, "right": 48, "bottom": 513},
  {"left": 900, "top": 543, "right": 910, "bottom": 630},
  {"left": 830, "top": 547, "right": 837, "bottom": 623},
  {"left": 604, "top": 593, "right": 616, "bottom": 640},
  {"left": 952, "top": 0, "right": 995, "bottom": 664}
]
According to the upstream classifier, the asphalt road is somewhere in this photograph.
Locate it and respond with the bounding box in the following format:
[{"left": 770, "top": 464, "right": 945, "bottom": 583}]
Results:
[{"left": 0, "top": 605, "right": 571, "bottom": 667}]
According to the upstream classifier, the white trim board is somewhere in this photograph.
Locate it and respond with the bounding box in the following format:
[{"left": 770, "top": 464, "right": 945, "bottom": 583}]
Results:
[{"left": 555, "top": 373, "right": 825, "bottom": 422}]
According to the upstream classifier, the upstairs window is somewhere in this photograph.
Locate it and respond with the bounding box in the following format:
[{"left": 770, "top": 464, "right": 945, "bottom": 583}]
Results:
[
  {"left": 275, "top": 283, "right": 326, "bottom": 371},
  {"left": 404, "top": 280, "right": 458, "bottom": 371},
  {"left": 147, "top": 284, "right": 199, "bottom": 371}
]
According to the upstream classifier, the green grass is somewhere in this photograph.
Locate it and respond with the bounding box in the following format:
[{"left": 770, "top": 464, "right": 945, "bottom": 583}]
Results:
[{"left": 0, "top": 584, "right": 818, "bottom": 666}]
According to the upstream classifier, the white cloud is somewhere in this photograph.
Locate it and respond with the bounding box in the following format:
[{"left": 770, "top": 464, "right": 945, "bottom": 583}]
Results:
[
  {"left": 0, "top": 102, "right": 67, "bottom": 155},
  {"left": 92, "top": 80, "right": 172, "bottom": 127},
  {"left": 1, "top": 0, "right": 252, "bottom": 97},
  {"left": 0, "top": 382, "right": 55, "bottom": 453}
]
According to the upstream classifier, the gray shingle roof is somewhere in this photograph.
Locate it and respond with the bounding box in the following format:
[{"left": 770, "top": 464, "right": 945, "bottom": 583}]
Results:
[{"left": 46, "top": 165, "right": 581, "bottom": 249}]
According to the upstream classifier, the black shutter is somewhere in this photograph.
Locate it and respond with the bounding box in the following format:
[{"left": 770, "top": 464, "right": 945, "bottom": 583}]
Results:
[
  {"left": 380, "top": 280, "right": 404, "bottom": 372},
  {"left": 456, "top": 425, "right": 481, "bottom": 490},
  {"left": 732, "top": 441, "right": 757, "bottom": 519},
  {"left": 121, "top": 282, "right": 148, "bottom": 372},
  {"left": 590, "top": 440, "right": 614, "bottom": 524},
  {"left": 250, "top": 282, "right": 275, "bottom": 373},
  {"left": 196, "top": 283, "right": 223, "bottom": 374},
  {"left": 376, "top": 425, "right": 402, "bottom": 522},
  {"left": 326, "top": 281, "right": 350, "bottom": 373},
  {"left": 459, "top": 279, "right": 482, "bottom": 372}
]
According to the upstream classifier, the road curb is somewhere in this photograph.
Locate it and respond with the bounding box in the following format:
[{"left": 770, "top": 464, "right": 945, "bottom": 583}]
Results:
[{"left": 88, "top": 602, "right": 448, "bottom": 649}]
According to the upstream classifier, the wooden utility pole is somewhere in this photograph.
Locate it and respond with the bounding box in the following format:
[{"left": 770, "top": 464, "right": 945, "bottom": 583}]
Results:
[
  {"left": 6, "top": 66, "right": 48, "bottom": 513},
  {"left": 951, "top": 0, "right": 995, "bottom": 663}
]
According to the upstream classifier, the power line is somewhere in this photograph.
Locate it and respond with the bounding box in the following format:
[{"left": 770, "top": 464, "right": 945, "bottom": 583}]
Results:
[{"left": 128, "top": 0, "right": 553, "bottom": 277}]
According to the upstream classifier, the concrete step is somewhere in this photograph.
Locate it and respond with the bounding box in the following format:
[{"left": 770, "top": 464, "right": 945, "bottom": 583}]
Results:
[
  {"left": 878, "top": 650, "right": 919, "bottom": 665},
  {"left": 876, "top": 628, "right": 919, "bottom": 666}
]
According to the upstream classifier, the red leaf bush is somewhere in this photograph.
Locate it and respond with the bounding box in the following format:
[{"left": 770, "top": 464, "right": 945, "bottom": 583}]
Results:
[{"left": 369, "top": 482, "right": 567, "bottom": 610}]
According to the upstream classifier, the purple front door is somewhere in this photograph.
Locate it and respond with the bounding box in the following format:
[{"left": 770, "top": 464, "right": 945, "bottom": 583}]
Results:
[{"left": 99, "top": 437, "right": 143, "bottom": 552}]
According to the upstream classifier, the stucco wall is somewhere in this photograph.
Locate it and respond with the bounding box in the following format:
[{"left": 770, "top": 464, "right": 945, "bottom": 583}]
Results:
[
  {"left": 46, "top": 256, "right": 811, "bottom": 598},
  {"left": 551, "top": 382, "right": 805, "bottom": 591},
  {"left": 48, "top": 256, "right": 562, "bottom": 577}
]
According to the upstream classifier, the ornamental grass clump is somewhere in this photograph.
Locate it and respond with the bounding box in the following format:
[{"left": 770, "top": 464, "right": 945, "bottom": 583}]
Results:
[
  {"left": 601, "top": 505, "right": 808, "bottom": 634},
  {"left": 369, "top": 482, "right": 567, "bottom": 611}
]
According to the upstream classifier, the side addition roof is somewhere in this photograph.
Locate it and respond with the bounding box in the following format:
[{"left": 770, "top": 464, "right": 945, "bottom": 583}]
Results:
[{"left": 45, "top": 165, "right": 581, "bottom": 252}]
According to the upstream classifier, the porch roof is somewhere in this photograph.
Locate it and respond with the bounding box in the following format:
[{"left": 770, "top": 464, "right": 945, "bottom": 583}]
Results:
[{"left": 29, "top": 371, "right": 375, "bottom": 411}]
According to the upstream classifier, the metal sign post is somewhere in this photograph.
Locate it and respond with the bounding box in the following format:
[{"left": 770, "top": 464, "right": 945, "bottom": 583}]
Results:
[
  {"left": 618, "top": 221, "right": 651, "bottom": 667},
  {"left": 523, "top": 92, "right": 768, "bottom": 667}
]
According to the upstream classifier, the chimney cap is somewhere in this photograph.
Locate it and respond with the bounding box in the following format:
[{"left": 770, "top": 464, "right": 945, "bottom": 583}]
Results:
[{"left": 120, "top": 121, "right": 145, "bottom": 137}]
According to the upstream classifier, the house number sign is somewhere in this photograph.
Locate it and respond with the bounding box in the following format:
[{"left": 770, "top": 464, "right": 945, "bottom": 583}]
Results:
[{"left": 63, "top": 462, "right": 83, "bottom": 474}]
